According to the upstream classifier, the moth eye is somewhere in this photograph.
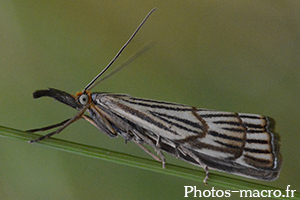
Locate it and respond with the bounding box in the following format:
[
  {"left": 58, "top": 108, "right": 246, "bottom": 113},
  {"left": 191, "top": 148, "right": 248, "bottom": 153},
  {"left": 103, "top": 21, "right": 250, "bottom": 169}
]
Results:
[{"left": 79, "top": 94, "right": 89, "bottom": 105}]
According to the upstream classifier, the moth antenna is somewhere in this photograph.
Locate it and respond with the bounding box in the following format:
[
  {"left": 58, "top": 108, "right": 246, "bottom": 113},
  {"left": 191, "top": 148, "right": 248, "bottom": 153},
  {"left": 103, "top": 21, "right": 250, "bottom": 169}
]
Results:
[
  {"left": 83, "top": 7, "right": 156, "bottom": 92},
  {"left": 88, "top": 41, "right": 155, "bottom": 90}
]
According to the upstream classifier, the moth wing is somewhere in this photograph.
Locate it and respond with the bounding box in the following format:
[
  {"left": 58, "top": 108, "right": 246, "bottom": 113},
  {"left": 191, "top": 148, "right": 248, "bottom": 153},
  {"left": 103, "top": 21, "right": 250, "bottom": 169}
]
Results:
[{"left": 94, "top": 93, "right": 281, "bottom": 180}]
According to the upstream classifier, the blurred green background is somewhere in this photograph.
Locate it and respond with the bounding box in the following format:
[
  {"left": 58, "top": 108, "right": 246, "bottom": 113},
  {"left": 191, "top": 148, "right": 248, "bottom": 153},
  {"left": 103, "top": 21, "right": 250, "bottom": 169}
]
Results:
[{"left": 0, "top": 1, "right": 299, "bottom": 199}]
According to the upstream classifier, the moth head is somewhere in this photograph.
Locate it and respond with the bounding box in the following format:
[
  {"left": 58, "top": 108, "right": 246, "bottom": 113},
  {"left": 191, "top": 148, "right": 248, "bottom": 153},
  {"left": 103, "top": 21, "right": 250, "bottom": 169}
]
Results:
[{"left": 76, "top": 91, "right": 91, "bottom": 106}]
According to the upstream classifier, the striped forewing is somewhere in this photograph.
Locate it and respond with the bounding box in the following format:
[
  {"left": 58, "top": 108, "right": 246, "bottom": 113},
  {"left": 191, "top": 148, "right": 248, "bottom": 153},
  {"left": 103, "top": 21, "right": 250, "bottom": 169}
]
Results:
[{"left": 92, "top": 93, "right": 281, "bottom": 180}]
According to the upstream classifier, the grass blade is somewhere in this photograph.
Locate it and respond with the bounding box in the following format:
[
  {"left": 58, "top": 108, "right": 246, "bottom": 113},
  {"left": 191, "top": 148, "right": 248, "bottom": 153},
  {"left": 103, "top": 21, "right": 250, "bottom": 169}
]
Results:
[{"left": 0, "top": 125, "right": 297, "bottom": 199}]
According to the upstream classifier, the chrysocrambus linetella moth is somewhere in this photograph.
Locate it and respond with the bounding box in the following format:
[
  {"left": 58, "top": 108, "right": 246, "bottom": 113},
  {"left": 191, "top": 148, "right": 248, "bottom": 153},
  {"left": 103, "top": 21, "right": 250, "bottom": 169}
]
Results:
[{"left": 27, "top": 8, "right": 282, "bottom": 184}]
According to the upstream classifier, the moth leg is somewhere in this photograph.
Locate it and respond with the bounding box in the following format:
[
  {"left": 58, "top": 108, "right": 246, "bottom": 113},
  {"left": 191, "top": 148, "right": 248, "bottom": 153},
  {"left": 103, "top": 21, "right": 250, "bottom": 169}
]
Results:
[
  {"left": 29, "top": 116, "right": 81, "bottom": 143},
  {"left": 203, "top": 166, "right": 209, "bottom": 185},
  {"left": 156, "top": 135, "right": 161, "bottom": 146},
  {"left": 133, "top": 141, "right": 162, "bottom": 163},
  {"left": 179, "top": 145, "right": 210, "bottom": 184},
  {"left": 81, "top": 115, "right": 98, "bottom": 128},
  {"left": 133, "top": 131, "right": 166, "bottom": 168},
  {"left": 146, "top": 135, "right": 166, "bottom": 168},
  {"left": 29, "top": 104, "right": 91, "bottom": 143},
  {"left": 26, "top": 118, "right": 71, "bottom": 132},
  {"left": 155, "top": 136, "right": 166, "bottom": 168},
  {"left": 175, "top": 144, "right": 187, "bottom": 158},
  {"left": 81, "top": 114, "right": 118, "bottom": 138},
  {"left": 156, "top": 147, "right": 166, "bottom": 169}
]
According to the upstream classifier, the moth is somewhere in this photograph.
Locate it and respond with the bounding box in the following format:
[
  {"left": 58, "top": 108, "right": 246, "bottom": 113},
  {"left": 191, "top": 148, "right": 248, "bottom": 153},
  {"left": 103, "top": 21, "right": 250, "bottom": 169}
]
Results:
[{"left": 27, "top": 8, "right": 282, "bottom": 183}]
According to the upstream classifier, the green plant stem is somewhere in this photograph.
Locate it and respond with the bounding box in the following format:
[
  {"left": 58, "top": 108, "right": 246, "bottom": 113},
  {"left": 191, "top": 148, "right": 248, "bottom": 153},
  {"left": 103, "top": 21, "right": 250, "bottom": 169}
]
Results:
[{"left": 0, "top": 126, "right": 298, "bottom": 200}]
